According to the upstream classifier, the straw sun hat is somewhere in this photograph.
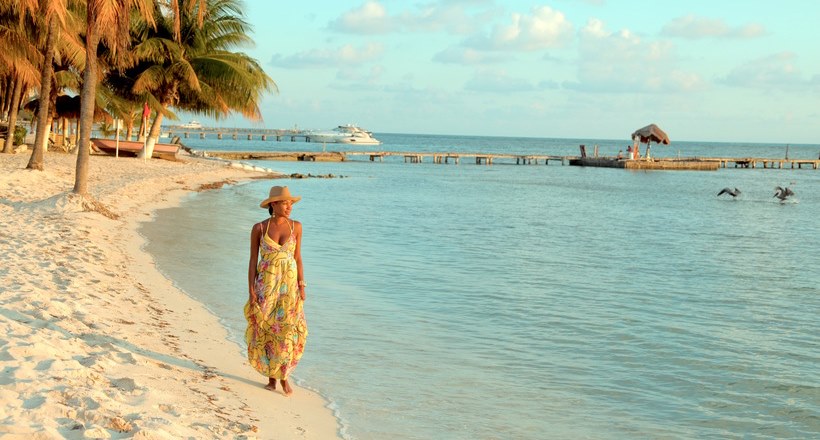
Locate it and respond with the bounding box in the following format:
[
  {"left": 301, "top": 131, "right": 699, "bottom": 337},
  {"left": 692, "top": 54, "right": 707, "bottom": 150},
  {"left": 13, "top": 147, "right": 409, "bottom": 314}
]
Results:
[{"left": 259, "top": 186, "right": 301, "bottom": 208}]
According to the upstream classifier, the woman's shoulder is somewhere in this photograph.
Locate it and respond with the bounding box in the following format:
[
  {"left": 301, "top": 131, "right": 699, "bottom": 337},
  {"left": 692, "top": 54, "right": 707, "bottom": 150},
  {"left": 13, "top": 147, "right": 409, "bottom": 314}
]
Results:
[{"left": 251, "top": 219, "right": 268, "bottom": 231}]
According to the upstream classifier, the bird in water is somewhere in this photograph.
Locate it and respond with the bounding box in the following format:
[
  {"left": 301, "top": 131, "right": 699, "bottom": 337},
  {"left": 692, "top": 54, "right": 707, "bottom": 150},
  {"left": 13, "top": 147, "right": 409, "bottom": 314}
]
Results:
[
  {"left": 774, "top": 186, "right": 795, "bottom": 201},
  {"left": 717, "top": 187, "right": 741, "bottom": 198}
]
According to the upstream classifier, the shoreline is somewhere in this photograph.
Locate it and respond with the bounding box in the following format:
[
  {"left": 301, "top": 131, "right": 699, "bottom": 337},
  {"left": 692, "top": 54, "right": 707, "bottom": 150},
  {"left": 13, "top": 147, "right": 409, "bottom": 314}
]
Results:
[{"left": 0, "top": 151, "right": 340, "bottom": 438}]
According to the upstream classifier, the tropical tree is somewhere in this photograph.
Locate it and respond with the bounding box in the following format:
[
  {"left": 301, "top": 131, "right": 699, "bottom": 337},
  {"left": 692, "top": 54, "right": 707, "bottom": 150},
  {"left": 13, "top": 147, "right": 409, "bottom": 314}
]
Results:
[
  {"left": 73, "top": 0, "right": 155, "bottom": 195},
  {"left": 2, "top": 75, "right": 26, "bottom": 154},
  {"left": 122, "top": 0, "right": 275, "bottom": 158},
  {"left": 25, "top": 15, "right": 61, "bottom": 169},
  {"left": 0, "top": 2, "right": 44, "bottom": 154},
  {"left": 173, "top": 0, "right": 276, "bottom": 119},
  {"left": 102, "top": 94, "right": 142, "bottom": 140},
  {"left": 0, "top": 0, "right": 85, "bottom": 167},
  {"left": 71, "top": 0, "right": 205, "bottom": 193},
  {"left": 0, "top": 2, "right": 41, "bottom": 78}
]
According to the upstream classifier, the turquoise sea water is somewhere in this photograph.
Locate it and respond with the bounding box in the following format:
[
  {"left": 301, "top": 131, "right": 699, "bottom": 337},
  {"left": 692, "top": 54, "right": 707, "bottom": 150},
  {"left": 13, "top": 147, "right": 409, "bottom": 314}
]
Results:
[{"left": 141, "top": 133, "right": 820, "bottom": 439}]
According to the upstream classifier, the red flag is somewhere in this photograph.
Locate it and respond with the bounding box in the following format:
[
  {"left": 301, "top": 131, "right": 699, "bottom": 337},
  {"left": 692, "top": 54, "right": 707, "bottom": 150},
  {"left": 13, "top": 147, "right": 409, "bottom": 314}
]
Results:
[{"left": 142, "top": 102, "right": 150, "bottom": 118}]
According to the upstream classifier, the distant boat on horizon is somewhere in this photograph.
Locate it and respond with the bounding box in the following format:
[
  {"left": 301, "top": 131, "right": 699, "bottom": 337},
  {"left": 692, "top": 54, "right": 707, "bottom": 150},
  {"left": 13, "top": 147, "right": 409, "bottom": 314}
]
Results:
[
  {"left": 307, "top": 124, "right": 381, "bottom": 145},
  {"left": 179, "top": 120, "right": 203, "bottom": 129}
]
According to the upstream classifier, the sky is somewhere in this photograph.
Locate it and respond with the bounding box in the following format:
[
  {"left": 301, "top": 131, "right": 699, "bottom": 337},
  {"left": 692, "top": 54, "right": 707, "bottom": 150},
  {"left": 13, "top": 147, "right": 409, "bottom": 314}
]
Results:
[{"left": 190, "top": 0, "right": 820, "bottom": 143}]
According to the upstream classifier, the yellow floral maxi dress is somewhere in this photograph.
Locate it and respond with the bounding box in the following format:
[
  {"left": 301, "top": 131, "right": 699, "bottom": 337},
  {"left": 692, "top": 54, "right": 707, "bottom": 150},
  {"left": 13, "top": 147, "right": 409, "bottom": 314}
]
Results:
[{"left": 244, "top": 219, "right": 307, "bottom": 380}]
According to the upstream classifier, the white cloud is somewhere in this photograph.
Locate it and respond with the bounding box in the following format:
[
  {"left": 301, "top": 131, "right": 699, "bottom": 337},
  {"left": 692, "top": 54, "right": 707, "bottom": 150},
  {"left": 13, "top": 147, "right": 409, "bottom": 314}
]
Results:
[
  {"left": 270, "top": 43, "right": 385, "bottom": 69},
  {"left": 394, "top": 3, "right": 493, "bottom": 35},
  {"left": 721, "top": 52, "right": 817, "bottom": 91},
  {"left": 328, "top": 1, "right": 494, "bottom": 35},
  {"left": 466, "top": 6, "right": 574, "bottom": 51},
  {"left": 565, "top": 18, "right": 705, "bottom": 93},
  {"left": 661, "top": 15, "right": 765, "bottom": 39},
  {"left": 329, "top": 1, "right": 391, "bottom": 34}
]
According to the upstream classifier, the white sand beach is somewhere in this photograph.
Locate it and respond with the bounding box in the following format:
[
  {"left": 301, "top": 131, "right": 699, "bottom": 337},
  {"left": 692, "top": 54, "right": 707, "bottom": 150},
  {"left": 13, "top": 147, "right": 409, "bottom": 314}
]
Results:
[{"left": 0, "top": 151, "right": 339, "bottom": 439}]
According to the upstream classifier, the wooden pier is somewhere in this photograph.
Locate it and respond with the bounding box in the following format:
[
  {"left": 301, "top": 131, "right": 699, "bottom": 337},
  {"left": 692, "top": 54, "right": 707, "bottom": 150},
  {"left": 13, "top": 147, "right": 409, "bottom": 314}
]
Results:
[
  {"left": 204, "top": 150, "right": 575, "bottom": 165},
  {"left": 700, "top": 157, "right": 820, "bottom": 169},
  {"left": 164, "top": 126, "right": 313, "bottom": 142},
  {"left": 163, "top": 126, "right": 820, "bottom": 170},
  {"left": 200, "top": 149, "right": 820, "bottom": 171},
  {"left": 570, "top": 157, "right": 720, "bottom": 170}
]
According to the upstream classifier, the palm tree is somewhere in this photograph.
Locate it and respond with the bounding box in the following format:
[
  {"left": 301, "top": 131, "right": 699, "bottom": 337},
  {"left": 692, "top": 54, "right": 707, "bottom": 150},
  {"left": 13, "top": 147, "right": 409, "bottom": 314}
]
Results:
[
  {"left": 0, "top": 3, "right": 45, "bottom": 154},
  {"left": 73, "top": 0, "right": 155, "bottom": 195},
  {"left": 25, "top": 15, "right": 60, "bottom": 169},
  {"left": 2, "top": 75, "right": 26, "bottom": 154},
  {"left": 72, "top": 0, "right": 207, "bottom": 193},
  {"left": 123, "top": 0, "right": 275, "bottom": 158},
  {"left": 1, "top": 0, "right": 84, "bottom": 167},
  {"left": 0, "top": 2, "right": 41, "bottom": 74},
  {"left": 21, "top": 0, "right": 85, "bottom": 170},
  {"left": 102, "top": 93, "right": 142, "bottom": 140}
]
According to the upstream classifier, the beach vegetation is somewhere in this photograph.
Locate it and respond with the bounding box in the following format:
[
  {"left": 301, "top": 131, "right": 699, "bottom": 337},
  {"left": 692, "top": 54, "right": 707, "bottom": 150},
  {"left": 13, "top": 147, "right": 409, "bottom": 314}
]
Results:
[
  {"left": 0, "top": 1, "right": 48, "bottom": 154},
  {"left": 0, "top": 0, "right": 85, "bottom": 162},
  {"left": 27, "top": 4, "right": 80, "bottom": 170},
  {"left": 106, "top": 0, "right": 276, "bottom": 160},
  {"left": 73, "top": 0, "right": 156, "bottom": 194},
  {"left": 0, "top": 0, "right": 274, "bottom": 196},
  {"left": 13, "top": 125, "right": 27, "bottom": 146}
]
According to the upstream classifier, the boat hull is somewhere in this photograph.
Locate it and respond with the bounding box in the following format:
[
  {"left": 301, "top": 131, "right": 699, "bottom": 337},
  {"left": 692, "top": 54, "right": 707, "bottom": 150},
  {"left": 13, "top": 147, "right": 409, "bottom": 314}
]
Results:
[
  {"left": 307, "top": 124, "right": 381, "bottom": 145},
  {"left": 90, "top": 138, "right": 180, "bottom": 161},
  {"left": 336, "top": 137, "right": 381, "bottom": 145}
]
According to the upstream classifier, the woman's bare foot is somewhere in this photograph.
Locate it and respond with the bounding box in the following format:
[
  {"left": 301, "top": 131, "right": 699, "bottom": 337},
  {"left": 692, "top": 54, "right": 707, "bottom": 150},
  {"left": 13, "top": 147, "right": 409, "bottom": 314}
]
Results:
[
  {"left": 264, "top": 378, "right": 277, "bottom": 391},
  {"left": 280, "top": 379, "right": 293, "bottom": 396}
]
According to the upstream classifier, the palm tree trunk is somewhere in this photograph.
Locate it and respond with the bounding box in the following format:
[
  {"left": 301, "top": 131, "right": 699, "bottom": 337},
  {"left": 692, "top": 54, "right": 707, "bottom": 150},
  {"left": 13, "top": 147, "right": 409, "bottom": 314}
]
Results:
[
  {"left": 0, "top": 77, "right": 9, "bottom": 117},
  {"left": 73, "top": 24, "right": 101, "bottom": 195},
  {"left": 27, "top": 16, "right": 58, "bottom": 170},
  {"left": 139, "top": 108, "right": 165, "bottom": 159},
  {"left": 137, "top": 115, "right": 147, "bottom": 142},
  {"left": 2, "top": 76, "right": 23, "bottom": 154}
]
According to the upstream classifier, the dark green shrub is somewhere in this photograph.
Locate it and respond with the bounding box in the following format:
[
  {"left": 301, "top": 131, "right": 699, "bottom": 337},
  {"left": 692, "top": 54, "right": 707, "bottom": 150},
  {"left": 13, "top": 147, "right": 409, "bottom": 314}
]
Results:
[{"left": 13, "top": 126, "right": 26, "bottom": 146}]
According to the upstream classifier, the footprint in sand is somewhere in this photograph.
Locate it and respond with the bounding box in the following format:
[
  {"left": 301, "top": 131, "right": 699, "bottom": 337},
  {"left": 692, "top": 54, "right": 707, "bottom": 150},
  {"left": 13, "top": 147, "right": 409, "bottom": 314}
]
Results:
[
  {"left": 110, "top": 377, "right": 141, "bottom": 394},
  {"left": 22, "top": 395, "right": 46, "bottom": 409},
  {"left": 158, "top": 403, "right": 180, "bottom": 416}
]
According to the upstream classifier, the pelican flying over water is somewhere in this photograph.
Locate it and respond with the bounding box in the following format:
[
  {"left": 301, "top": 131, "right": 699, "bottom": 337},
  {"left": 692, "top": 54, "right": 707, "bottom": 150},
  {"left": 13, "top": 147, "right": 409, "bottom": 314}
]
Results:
[
  {"left": 774, "top": 186, "right": 795, "bottom": 202},
  {"left": 717, "top": 187, "right": 741, "bottom": 198}
]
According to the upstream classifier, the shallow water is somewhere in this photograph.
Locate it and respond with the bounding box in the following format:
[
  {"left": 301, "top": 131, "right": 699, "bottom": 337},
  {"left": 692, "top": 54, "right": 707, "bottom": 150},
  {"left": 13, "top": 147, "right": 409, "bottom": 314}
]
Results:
[{"left": 142, "top": 134, "right": 820, "bottom": 439}]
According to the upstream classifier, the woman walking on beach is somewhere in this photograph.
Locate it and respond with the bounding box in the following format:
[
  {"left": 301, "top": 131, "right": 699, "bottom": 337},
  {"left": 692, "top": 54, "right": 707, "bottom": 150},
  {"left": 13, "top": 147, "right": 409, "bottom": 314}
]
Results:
[{"left": 245, "top": 186, "right": 308, "bottom": 396}]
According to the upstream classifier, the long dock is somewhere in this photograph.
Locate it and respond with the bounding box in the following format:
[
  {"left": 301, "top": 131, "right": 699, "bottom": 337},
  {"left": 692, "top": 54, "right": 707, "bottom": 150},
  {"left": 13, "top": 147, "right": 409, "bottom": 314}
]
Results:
[
  {"left": 701, "top": 157, "right": 820, "bottom": 169},
  {"left": 203, "top": 150, "right": 574, "bottom": 165},
  {"left": 351, "top": 151, "right": 572, "bottom": 165},
  {"left": 164, "top": 125, "right": 820, "bottom": 170},
  {"left": 200, "top": 150, "right": 820, "bottom": 170},
  {"left": 167, "top": 127, "right": 311, "bottom": 142}
]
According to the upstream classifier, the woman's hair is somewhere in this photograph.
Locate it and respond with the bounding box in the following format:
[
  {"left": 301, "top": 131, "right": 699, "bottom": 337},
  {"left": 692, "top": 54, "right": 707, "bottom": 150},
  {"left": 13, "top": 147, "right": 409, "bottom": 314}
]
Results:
[{"left": 268, "top": 202, "right": 275, "bottom": 215}]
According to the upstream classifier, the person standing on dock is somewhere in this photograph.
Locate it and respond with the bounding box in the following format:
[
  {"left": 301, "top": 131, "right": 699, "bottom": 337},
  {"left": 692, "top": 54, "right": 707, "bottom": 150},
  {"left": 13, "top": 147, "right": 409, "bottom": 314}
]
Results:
[{"left": 245, "top": 186, "right": 308, "bottom": 396}]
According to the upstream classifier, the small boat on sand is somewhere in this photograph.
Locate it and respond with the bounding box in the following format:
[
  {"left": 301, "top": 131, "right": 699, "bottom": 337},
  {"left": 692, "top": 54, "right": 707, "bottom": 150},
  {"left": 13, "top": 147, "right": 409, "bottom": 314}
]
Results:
[{"left": 90, "top": 138, "right": 180, "bottom": 161}]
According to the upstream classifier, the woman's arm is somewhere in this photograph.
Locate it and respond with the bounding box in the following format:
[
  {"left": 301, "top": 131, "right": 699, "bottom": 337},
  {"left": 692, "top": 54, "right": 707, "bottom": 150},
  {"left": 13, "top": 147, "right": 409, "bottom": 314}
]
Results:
[
  {"left": 248, "top": 222, "right": 261, "bottom": 301},
  {"left": 294, "top": 221, "right": 306, "bottom": 300}
]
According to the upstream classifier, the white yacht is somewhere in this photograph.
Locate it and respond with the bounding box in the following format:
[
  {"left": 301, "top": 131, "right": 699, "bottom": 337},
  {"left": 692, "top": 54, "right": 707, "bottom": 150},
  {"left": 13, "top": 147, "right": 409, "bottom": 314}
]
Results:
[
  {"left": 308, "top": 124, "right": 381, "bottom": 145},
  {"left": 180, "top": 120, "right": 203, "bottom": 129}
]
